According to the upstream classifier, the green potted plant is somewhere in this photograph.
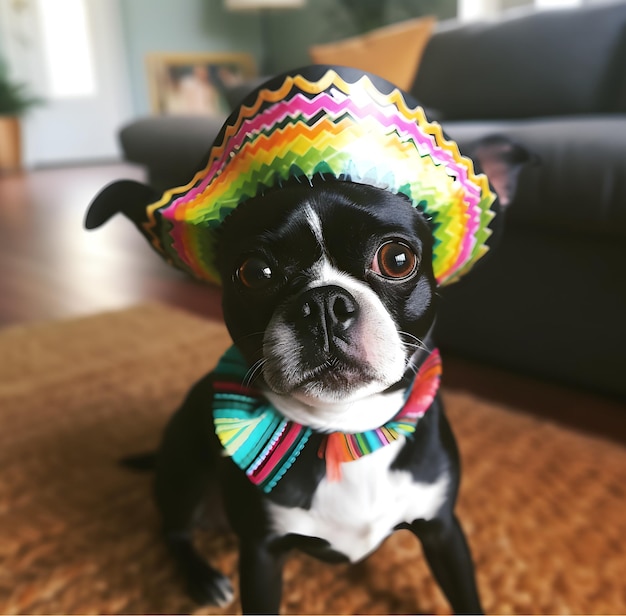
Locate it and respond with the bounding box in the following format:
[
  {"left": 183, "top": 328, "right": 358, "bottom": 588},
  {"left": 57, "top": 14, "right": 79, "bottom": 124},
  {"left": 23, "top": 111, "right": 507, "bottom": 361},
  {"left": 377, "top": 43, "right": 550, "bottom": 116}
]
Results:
[{"left": 0, "top": 59, "right": 41, "bottom": 172}]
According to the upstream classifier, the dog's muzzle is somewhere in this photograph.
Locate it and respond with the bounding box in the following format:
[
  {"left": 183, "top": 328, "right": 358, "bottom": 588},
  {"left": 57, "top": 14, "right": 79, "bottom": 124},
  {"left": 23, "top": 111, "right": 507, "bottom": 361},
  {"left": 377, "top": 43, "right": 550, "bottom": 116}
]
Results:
[{"left": 262, "top": 277, "right": 406, "bottom": 404}]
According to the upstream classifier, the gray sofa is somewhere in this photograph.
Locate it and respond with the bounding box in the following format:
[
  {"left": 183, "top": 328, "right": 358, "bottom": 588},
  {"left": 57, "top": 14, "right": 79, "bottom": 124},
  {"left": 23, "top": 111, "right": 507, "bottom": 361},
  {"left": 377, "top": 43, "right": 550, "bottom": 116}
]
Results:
[{"left": 119, "top": 2, "right": 626, "bottom": 399}]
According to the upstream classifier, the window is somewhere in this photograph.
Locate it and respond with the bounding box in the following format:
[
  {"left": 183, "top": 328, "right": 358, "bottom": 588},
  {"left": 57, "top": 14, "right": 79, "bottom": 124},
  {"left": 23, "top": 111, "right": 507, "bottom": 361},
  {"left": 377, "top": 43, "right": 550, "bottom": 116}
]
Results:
[{"left": 37, "top": 0, "right": 96, "bottom": 98}]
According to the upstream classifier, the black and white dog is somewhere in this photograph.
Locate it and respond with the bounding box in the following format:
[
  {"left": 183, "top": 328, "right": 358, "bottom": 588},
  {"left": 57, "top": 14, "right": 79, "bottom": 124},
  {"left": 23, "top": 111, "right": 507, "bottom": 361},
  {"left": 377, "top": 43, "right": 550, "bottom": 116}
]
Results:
[{"left": 86, "top": 67, "right": 529, "bottom": 614}]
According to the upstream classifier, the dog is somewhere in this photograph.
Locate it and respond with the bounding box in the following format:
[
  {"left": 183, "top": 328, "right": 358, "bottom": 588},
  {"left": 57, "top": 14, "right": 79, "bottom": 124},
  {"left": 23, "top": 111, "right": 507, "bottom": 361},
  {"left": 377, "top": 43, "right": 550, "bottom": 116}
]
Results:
[{"left": 86, "top": 66, "right": 529, "bottom": 614}]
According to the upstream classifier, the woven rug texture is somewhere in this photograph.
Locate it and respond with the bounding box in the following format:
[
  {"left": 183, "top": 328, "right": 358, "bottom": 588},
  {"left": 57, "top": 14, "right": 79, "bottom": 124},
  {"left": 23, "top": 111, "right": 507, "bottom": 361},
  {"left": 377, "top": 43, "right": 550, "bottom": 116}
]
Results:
[{"left": 0, "top": 303, "right": 624, "bottom": 615}]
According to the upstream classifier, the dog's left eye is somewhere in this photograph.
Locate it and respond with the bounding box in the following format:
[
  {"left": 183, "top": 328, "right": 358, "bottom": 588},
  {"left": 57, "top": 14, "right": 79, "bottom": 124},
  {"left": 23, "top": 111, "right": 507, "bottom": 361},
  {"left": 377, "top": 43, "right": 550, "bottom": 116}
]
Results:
[
  {"left": 371, "top": 241, "right": 418, "bottom": 279},
  {"left": 237, "top": 256, "right": 274, "bottom": 289}
]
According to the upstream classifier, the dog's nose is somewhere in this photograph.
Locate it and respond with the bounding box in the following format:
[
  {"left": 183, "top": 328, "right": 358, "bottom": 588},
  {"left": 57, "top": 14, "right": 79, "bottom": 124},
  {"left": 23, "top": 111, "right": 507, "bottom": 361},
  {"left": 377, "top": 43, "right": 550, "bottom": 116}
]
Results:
[{"left": 295, "top": 285, "right": 359, "bottom": 350}]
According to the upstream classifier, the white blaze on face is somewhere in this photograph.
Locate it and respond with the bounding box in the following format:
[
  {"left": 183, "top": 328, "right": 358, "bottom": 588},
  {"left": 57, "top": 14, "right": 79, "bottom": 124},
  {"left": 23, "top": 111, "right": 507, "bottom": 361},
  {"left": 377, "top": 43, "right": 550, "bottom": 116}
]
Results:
[
  {"left": 303, "top": 206, "right": 405, "bottom": 385},
  {"left": 261, "top": 203, "right": 408, "bottom": 432}
]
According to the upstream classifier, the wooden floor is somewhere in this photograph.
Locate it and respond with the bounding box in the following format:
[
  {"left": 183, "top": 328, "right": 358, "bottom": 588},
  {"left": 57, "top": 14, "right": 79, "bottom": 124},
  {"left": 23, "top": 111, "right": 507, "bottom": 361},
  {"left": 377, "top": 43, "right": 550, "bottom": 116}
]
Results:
[
  {"left": 1, "top": 163, "right": 624, "bottom": 444},
  {"left": 0, "top": 163, "right": 223, "bottom": 326}
]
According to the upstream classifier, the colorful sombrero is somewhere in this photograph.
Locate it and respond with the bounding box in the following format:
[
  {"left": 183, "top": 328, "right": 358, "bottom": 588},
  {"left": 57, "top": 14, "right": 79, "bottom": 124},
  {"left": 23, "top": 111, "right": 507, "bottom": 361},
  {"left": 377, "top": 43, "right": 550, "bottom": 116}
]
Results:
[{"left": 89, "top": 65, "right": 497, "bottom": 287}]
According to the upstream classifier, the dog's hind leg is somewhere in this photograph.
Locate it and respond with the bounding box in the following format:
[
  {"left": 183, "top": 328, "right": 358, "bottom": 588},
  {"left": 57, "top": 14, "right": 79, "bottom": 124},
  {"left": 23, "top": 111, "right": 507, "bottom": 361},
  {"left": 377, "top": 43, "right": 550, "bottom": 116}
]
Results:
[
  {"left": 155, "top": 376, "right": 234, "bottom": 607},
  {"left": 410, "top": 514, "right": 483, "bottom": 615}
]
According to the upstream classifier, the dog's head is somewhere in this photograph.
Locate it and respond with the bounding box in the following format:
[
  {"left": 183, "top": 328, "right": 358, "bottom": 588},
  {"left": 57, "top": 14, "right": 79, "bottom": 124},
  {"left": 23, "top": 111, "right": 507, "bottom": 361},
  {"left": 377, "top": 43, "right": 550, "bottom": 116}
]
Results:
[
  {"left": 85, "top": 66, "right": 529, "bottom": 429},
  {"left": 217, "top": 178, "right": 436, "bottom": 407}
]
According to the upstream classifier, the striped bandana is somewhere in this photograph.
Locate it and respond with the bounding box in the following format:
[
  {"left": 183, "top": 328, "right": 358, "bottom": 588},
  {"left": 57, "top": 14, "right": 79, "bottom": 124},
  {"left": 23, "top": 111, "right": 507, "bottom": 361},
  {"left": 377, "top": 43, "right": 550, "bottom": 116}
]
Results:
[{"left": 212, "top": 346, "right": 442, "bottom": 493}]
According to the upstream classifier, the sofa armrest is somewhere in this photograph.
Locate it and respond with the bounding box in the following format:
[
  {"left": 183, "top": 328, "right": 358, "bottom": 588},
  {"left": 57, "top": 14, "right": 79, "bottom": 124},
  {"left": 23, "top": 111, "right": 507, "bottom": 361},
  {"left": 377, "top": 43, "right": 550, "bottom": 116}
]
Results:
[{"left": 119, "top": 116, "right": 226, "bottom": 193}]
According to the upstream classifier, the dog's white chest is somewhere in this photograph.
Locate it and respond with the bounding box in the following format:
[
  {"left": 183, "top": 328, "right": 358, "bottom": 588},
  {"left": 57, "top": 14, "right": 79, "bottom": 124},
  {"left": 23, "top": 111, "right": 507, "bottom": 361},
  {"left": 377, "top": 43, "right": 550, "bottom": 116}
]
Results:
[{"left": 266, "top": 439, "right": 449, "bottom": 562}]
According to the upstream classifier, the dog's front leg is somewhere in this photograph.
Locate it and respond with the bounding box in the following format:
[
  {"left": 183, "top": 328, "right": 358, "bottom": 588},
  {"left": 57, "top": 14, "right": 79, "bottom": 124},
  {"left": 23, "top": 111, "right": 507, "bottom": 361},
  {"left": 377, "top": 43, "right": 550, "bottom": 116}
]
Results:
[
  {"left": 239, "top": 538, "right": 286, "bottom": 614},
  {"left": 410, "top": 514, "right": 483, "bottom": 615}
]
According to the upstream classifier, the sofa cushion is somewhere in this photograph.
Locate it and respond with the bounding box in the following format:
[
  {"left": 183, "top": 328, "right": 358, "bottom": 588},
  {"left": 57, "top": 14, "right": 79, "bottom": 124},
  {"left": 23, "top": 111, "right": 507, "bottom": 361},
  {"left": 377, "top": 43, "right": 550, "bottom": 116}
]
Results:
[
  {"left": 308, "top": 16, "right": 436, "bottom": 91},
  {"left": 444, "top": 116, "right": 626, "bottom": 238},
  {"left": 413, "top": 3, "right": 626, "bottom": 120}
]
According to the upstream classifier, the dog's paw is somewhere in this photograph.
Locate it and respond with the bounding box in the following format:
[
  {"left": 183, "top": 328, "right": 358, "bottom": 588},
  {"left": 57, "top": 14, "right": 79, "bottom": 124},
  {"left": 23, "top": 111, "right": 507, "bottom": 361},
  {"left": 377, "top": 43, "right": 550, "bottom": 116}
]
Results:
[
  {"left": 167, "top": 534, "right": 235, "bottom": 607},
  {"left": 186, "top": 561, "right": 234, "bottom": 607}
]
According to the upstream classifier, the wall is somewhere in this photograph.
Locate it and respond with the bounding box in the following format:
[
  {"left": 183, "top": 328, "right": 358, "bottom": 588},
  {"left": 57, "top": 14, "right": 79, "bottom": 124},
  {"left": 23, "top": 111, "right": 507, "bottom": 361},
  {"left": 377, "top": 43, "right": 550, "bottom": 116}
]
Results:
[{"left": 119, "top": 0, "right": 261, "bottom": 116}]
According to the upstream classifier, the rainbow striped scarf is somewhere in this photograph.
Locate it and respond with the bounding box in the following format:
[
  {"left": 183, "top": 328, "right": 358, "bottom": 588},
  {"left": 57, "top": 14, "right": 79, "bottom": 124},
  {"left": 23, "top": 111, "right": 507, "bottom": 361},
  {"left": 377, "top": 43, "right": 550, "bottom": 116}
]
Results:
[{"left": 212, "top": 346, "right": 442, "bottom": 493}]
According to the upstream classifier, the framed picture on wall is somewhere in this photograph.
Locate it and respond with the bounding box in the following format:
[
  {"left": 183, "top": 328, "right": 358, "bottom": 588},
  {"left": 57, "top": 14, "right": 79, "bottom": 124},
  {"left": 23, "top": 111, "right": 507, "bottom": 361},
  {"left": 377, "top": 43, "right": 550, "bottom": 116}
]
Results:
[{"left": 146, "top": 52, "right": 257, "bottom": 116}]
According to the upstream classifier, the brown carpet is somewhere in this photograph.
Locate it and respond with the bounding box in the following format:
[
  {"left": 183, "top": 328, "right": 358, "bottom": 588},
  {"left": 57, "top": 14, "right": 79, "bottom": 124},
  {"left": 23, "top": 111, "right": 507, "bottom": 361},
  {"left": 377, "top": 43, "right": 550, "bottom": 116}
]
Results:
[{"left": 0, "top": 303, "right": 624, "bottom": 615}]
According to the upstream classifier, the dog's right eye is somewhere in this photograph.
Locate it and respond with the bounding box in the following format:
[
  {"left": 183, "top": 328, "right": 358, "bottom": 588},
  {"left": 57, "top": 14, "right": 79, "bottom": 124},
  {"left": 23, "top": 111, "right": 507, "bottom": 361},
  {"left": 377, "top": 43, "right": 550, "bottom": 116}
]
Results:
[{"left": 236, "top": 256, "right": 274, "bottom": 289}]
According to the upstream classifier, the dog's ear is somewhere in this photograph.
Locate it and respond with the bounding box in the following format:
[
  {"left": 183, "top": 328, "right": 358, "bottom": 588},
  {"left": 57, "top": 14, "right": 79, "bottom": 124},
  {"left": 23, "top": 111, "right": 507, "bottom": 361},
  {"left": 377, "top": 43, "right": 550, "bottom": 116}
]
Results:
[
  {"left": 84, "top": 180, "right": 159, "bottom": 229},
  {"left": 468, "top": 135, "right": 533, "bottom": 208}
]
